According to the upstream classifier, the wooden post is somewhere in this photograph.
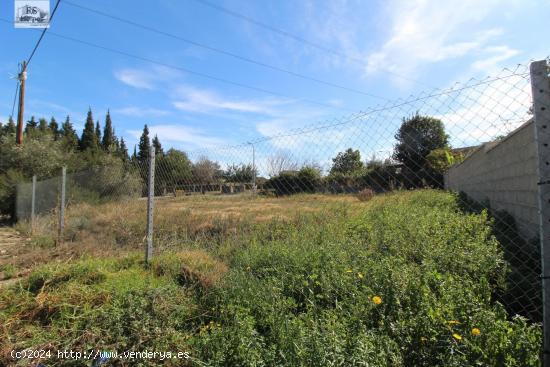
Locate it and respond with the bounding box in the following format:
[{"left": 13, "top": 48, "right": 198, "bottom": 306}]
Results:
[
  {"left": 531, "top": 59, "right": 550, "bottom": 366},
  {"left": 15, "top": 61, "right": 27, "bottom": 145}
]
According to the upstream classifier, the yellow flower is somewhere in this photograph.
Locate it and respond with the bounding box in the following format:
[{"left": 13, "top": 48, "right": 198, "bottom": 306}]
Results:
[
  {"left": 471, "top": 328, "right": 481, "bottom": 336},
  {"left": 246, "top": 266, "right": 251, "bottom": 271},
  {"left": 346, "top": 269, "right": 353, "bottom": 273},
  {"left": 357, "top": 272, "right": 364, "bottom": 279},
  {"left": 372, "top": 296, "right": 382, "bottom": 305},
  {"left": 447, "top": 320, "right": 460, "bottom": 326},
  {"left": 452, "top": 333, "right": 462, "bottom": 341},
  {"left": 420, "top": 336, "right": 427, "bottom": 342}
]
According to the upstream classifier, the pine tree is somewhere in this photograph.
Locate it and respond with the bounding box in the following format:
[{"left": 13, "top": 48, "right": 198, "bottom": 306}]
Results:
[
  {"left": 118, "top": 137, "right": 129, "bottom": 161},
  {"left": 38, "top": 118, "right": 48, "bottom": 134},
  {"left": 80, "top": 108, "right": 98, "bottom": 151},
  {"left": 61, "top": 116, "right": 79, "bottom": 150},
  {"left": 95, "top": 121, "right": 101, "bottom": 144},
  {"left": 131, "top": 145, "right": 137, "bottom": 162},
  {"left": 102, "top": 110, "right": 115, "bottom": 152},
  {"left": 25, "top": 116, "right": 38, "bottom": 133},
  {"left": 152, "top": 134, "right": 163, "bottom": 156},
  {"left": 5, "top": 116, "right": 16, "bottom": 136},
  {"left": 49, "top": 117, "right": 59, "bottom": 139},
  {"left": 137, "top": 124, "right": 150, "bottom": 164}
]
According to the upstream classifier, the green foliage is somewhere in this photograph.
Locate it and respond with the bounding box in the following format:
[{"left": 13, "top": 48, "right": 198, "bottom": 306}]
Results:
[
  {"left": 152, "top": 134, "right": 163, "bottom": 156},
  {"left": 393, "top": 113, "right": 449, "bottom": 171},
  {"left": 80, "top": 109, "right": 99, "bottom": 151},
  {"left": 267, "top": 165, "right": 321, "bottom": 195},
  {"left": 193, "top": 191, "right": 540, "bottom": 366},
  {"left": 0, "top": 169, "right": 26, "bottom": 217},
  {"left": 193, "top": 157, "right": 222, "bottom": 184},
  {"left": 330, "top": 148, "right": 364, "bottom": 176},
  {"left": 137, "top": 124, "right": 151, "bottom": 164},
  {"left": 101, "top": 110, "right": 115, "bottom": 152},
  {"left": 48, "top": 117, "right": 59, "bottom": 140},
  {"left": 0, "top": 191, "right": 542, "bottom": 365},
  {"left": 223, "top": 163, "right": 256, "bottom": 183},
  {"left": 427, "top": 148, "right": 464, "bottom": 173},
  {"left": 60, "top": 116, "right": 79, "bottom": 151}
]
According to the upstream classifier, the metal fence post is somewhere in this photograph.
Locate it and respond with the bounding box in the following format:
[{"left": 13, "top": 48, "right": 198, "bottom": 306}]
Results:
[
  {"left": 58, "top": 167, "right": 66, "bottom": 245},
  {"left": 31, "top": 175, "right": 36, "bottom": 234},
  {"left": 531, "top": 59, "right": 550, "bottom": 365},
  {"left": 249, "top": 142, "right": 256, "bottom": 194},
  {"left": 145, "top": 146, "right": 155, "bottom": 265}
]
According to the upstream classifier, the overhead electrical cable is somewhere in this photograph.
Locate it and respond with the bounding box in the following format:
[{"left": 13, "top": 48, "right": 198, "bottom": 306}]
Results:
[{"left": 62, "top": 0, "right": 388, "bottom": 101}]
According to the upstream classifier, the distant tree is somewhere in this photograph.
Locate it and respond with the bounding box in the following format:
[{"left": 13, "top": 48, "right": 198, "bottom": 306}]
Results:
[
  {"left": 267, "top": 152, "right": 298, "bottom": 177},
  {"left": 393, "top": 113, "right": 449, "bottom": 172},
  {"left": 25, "top": 116, "right": 38, "bottom": 134},
  {"left": 152, "top": 134, "right": 163, "bottom": 156},
  {"left": 4, "top": 117, "right": 16, "bottom": 136},
  {"left": 330, "top": 148, "right": 364, "bottom": 175},
  {"left": 137, "top": 124, "right": 151, "bottom": 164},
  {"left": 38, "top": 118, "right": 48, "bottom": 133},
  {"left": 95, "top": 121, "right": 101, "bottom": 144},
  {"left": 102, "top": 110, "right": 116, "bottom": 152},
  {"left": 118, "top": 137, "right": 129, "bottom": 161},
  {"left": 192, "top": 157, "right": 221, "bottom": 184},
  {"left": 80, "top": 109, "right": 99, "bottom": 151},
  {"left": 131, "top": 145, "right": 137, "bottom": 162},
  {"left": 156, "top": 149, "right": 193, "bottom": 193},
  {"left": 48, "top": 117, "right": 59, "bottom": 139},
  {"left": 224, "top": 163, "right": 255, "bottom": 183},
  {"left": 60, "top": 116, "right": 79, "bottom": 151}
]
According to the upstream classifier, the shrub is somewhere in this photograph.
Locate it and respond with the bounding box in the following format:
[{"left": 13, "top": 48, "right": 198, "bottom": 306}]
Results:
[{"left": 356, "top": 188, "right": 375, "bottom": 202}]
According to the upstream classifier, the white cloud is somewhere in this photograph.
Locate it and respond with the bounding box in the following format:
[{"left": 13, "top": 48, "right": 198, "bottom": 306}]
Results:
[
  {"left": 365, "top": 0, "right": 519, "bottom": 81},
  {"left": 172, "top": 86, "right": 289, "bottom": 114},
  {"left": 471, "top": 45, "right": 520, "bottom": 72},
  {"left": 127, "top": 124, "right": 226, "bottom": 150},
  {"left": 113, "top": 106, "right": 171, "bottom": 118},
  {"left": 114, "top": 65, "right": 177, "bottom": 90}
]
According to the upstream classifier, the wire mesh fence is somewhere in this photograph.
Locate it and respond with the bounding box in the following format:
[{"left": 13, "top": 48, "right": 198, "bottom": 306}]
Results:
[{"left": 14, "top": 58, "right": 549, "bottom": 362}]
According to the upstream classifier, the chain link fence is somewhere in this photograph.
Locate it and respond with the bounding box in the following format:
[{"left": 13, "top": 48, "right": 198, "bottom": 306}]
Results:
[{"left": 15, "top": 58, "right": 550, "bottom": 361}]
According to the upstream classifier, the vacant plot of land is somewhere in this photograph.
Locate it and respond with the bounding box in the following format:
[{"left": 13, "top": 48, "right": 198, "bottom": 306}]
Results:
[{"left": 0, "top": 190, "right": 542, "bottom": 366}]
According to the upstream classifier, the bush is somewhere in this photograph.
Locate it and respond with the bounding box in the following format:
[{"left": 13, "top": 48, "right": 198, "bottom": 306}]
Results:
[
  {"left": 267, "top": 166, "right": 321, "bottom": 195},
  {"left": 356, "top": 188, "right": 375, "bottom": 202}
]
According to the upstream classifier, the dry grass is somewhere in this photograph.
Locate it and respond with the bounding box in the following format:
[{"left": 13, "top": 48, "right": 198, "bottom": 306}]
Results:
[{"left": 4, "top": 193, "right": 366, "bottom": 272}]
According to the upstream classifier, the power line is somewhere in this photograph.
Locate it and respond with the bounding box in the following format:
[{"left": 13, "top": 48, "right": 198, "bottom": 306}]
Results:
[
  {"left": 10, "top": 81, "right": 19, "bottom": 118},
  {"left": 0, "top": 18, "right": 354, "bottom": 113},
  {"left": 190, "top": 0, "right": 435, "bottom": 89},
  {"left": 26, "top": 0, "right": 62, "bottom": 66},
  {"left": 62, "top": 0, "right": 388, "bottom": 101}
]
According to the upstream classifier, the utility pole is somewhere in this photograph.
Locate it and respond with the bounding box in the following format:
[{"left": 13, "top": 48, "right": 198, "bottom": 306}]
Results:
[{"left": 15, "top": 61, "right": 27, "bottom": 145}]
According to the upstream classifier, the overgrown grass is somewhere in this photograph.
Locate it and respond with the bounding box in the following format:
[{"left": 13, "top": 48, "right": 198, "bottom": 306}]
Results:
[{"left": 0, "top": 190, "right": 542, "bottom": 366}]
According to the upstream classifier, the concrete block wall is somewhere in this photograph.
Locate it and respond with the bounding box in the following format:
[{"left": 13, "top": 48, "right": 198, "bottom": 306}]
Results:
[{"left": 445, "top": 120, "right": 539, "bottom": 240}]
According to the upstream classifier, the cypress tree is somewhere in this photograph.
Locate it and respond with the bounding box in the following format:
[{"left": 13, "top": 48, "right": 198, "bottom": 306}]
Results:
[
  {"left": 102, "top": 110, "right": 115, "bottom": 151},
  {"left": 152, "top": 134, "right": 163, "bottom": 156},
  {"left": 137, "top": 124, "right": 150, "bottom": 164},
  {"left": 61, "top": 116, "right": 79, "bottom": 150},
  {"left": 119, "top": 137, "right": 129, "bottom": 161},
  {"left": 80, "top": 109, "right": 98, "bottom": 151},
  {"left": 49, "top": 117, "right": 59, "bottom": 139},
  {"left": 95, "top": 120, "right": 101, "bottom": 144}
]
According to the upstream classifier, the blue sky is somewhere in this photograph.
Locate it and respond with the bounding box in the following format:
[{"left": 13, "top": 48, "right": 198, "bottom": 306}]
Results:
[{"left": 0, "top": 0, "right": 548, "bottom": 166}]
